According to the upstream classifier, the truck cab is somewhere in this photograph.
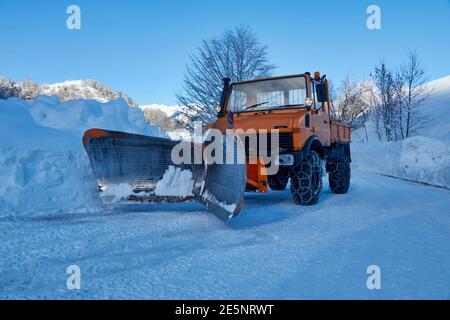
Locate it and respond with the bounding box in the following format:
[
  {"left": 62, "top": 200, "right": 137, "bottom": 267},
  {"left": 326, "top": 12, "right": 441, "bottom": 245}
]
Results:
[{"left": 211, "top": 72, "right": 351, "bottom": 205}]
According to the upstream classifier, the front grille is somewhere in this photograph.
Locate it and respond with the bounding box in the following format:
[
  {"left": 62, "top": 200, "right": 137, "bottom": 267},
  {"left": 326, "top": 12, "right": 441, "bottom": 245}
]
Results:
[
  {"left": 243, "top": 132, "right": 294, "bottom": 157},
  {"left": 278, "top": 132, "right": 294, "bottom": 149}
]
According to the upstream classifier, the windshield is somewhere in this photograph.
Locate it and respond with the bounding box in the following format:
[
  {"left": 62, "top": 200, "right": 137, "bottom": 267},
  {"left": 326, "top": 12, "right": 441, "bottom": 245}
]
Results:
[{"left": 227, "top": 76, "right": 307, "bottom": 113}]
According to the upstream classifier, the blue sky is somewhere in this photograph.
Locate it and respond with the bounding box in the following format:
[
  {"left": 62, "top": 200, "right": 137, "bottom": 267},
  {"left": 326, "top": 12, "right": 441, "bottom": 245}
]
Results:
[{"left": 0, "top": 0, "right": 449, "bottom": 105}]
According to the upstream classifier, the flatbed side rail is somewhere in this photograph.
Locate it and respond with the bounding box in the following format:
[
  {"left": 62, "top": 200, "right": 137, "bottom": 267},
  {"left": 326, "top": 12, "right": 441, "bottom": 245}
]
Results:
[{"left": 330, "top": 121, "right": 351, "bottom": 143}]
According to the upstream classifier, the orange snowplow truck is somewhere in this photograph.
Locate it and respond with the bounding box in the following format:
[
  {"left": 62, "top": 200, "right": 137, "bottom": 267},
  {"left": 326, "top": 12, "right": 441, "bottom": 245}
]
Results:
[
  {"left": 210, "top": 72, "right": 351, "bottom": 205},
  {"left": 82, "top": 71, "right": 351, "bottom": 221}
]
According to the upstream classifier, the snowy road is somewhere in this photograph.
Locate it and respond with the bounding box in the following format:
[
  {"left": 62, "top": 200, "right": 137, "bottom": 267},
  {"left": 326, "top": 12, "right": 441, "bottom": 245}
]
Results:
[{"left": 1, "top": 169, "right": 450, "bottom": 299}]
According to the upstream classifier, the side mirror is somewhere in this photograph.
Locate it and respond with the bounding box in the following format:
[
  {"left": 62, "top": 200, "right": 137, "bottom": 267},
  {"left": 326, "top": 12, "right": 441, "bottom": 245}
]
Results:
[
  {"left": 316, "top": 83, "right": 328, "bottom": 103},
  {"left": 218, "top": 77, "right": 231, "bottom": 116}
]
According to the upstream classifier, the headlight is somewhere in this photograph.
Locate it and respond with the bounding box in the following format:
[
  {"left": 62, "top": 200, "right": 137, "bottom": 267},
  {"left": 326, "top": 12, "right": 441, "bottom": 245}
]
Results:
[{"left": 276, "top": 154, "right": 295, "bottom": 166}]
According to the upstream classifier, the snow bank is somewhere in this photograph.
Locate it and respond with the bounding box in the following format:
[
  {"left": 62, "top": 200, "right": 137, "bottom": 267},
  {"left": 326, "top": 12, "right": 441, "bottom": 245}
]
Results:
[
  {"left": 0, "top": 149, "right": 102, "bottom": 218},
  {"left": 0, "top": 96, "right": 165, "bottom": 218},
  {"left": 353, "top": 137, "right": 450, "bottom": 188},
  {"left": 352, "top": 76, "right": 450, "bottom": 189},
  {"left": 0, "top": 96, "right": 164, "bottom": 152}
]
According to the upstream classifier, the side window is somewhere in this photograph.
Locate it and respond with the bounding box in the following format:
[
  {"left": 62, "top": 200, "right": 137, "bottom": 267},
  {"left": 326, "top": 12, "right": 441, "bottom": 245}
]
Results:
[
  {"left": 311, "top": 82, "right": 319, "bottom": 107},
  {"left": 311, "top": 82, "right": 328, "bottom": 112}
]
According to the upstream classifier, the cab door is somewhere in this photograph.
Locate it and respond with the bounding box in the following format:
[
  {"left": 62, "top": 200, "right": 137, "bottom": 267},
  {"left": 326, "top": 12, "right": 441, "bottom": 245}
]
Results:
[{"left": 311, "top": 80, "right": 331, "bottom": 146}]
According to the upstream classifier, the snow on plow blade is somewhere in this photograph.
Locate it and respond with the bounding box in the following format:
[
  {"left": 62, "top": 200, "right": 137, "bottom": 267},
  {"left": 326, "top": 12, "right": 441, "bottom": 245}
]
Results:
[{"left": 82, "top": 129, "right": 246, "bottom": 221}]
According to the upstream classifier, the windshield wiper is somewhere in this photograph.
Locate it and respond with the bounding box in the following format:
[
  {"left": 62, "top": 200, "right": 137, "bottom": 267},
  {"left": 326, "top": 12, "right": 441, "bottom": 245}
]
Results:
[
  {"left": 276, "top": 104, "right": 306, "bottom": 109},
  {"left": 244, "top": 101, "right": 269, "bottom": 111}
]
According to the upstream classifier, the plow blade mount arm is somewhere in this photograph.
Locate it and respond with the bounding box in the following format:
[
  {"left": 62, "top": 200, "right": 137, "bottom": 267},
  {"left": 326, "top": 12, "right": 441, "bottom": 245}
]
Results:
[{"left": 82, "top": 129, "right": 246, "bottom": 221}]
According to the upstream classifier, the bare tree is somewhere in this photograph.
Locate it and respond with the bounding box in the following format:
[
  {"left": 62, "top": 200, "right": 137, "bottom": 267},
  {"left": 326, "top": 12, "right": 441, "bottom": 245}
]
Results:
[
  {"left": 372, "top": 62, "right": 398, "bottom": 141},
  {"left": 370, "top": 52, "right": 431, "bottom": 142},
  {"left": 396, "top": 51, "right": 431, "bottom": 138},
  {"left": 357, "top": 80, "right": 377, "bottom": 142},
  {"left": 176, "top": 25, "right": 276, "bottom": 130}
]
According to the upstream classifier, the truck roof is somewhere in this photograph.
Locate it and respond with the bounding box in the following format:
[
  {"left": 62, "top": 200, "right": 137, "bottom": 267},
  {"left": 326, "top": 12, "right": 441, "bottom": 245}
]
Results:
[{"left": 232, "top": 73, "right": 309, "bottom": 86}]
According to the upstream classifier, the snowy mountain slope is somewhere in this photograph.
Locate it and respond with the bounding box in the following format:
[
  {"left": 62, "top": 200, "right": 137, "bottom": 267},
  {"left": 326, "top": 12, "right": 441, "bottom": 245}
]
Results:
[
  {"left": 0, "top": 96, "right": 165, "bottom": 218},
  {"left": 1, "top": 76, "right": 138, "bottom": 107},
  {"left": 419, "top": 76, "right": 450, "bottom": 141},
  {"left": 139, "top": 104, "right": 182, "bottom": 117},
  {"left": 352, "top": 75, "right": 450, "bottom": 188},
  {"left": 139, "top": 104, "right": 192, "bottom": 139},
  {"left": 39, "top": 80, "right": 139, "bottom": 107}
]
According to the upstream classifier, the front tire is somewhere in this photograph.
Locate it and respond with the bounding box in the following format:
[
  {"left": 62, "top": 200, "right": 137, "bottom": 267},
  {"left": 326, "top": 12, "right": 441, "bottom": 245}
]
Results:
[
  {"left": 290, "top": 150, "right": 323, "bottom": 205},
  {"left": 328, "top": 153, "right": 351, "bottom": 194},
  {"left": 268, "top": 171, "right": 289, "bottom": 191}
]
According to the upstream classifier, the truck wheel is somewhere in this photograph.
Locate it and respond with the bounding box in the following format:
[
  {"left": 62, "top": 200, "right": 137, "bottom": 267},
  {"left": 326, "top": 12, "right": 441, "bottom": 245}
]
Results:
[
  {"left": 268, "top": 173, "right": 289, "bottom": 191},
  {"left": 290, "top": 150, "right": 323, "bottom": 205},
  {"left": 328, "top": 154, "right": 351, "bottom": 194}
]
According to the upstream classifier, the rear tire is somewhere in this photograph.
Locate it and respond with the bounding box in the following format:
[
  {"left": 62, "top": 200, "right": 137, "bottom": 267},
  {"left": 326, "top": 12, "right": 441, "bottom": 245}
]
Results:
[
  {"left": 268, "top": 172, "right": 289, "bottom": 191},
  {"left": 328, "top": 153, "right": 351, "bottom": 194},
  {"left": 290, "top": 150, "right": 323, "bottom": 205}
]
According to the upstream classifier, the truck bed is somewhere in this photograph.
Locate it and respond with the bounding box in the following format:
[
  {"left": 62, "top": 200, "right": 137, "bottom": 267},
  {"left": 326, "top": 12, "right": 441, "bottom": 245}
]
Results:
[{"left": 330, "top": 121, "right": 351, "bottom": 144}]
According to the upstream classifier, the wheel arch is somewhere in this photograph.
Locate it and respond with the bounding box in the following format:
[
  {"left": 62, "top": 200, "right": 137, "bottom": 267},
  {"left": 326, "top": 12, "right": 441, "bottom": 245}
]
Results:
[
  {"left": 327, "top": 143, "right": 352, "bottom": 163},
  {"left": 343, "top": 143, "right": 352, "bottom": 162},
  {"left": 303, "top": 136, "right": 326, "bottom": 159}
]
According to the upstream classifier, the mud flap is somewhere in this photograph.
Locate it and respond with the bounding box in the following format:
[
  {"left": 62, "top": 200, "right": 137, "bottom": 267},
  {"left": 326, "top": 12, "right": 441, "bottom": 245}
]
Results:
[{"left": 83, "top": 129, "right": 246, "bottom": 221}]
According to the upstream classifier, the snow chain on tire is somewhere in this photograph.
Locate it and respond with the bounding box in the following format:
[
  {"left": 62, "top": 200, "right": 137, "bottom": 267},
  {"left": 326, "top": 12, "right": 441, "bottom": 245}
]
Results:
[
  {"left": 328, "top": 154, "right": 351, "bottom": 194},
  {"left": 290, "top": 150, "right": 323, "bottom": 205},
  {"left": 268, "top": 174, "right": 289, "bottom": 191}
]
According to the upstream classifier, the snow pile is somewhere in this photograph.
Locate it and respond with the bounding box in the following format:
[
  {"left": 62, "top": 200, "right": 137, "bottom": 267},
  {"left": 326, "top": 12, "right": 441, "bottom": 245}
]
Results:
[
  {"left": 0, "top": 149, "right": 101, "bottom": 218},
  {"left": 154, "top": 166, "right": 194, "bottom": 197},
  {"left": 0, "top": 96, "right": 165, "bottom": 218},
  {"left": 100, "top": 183, "right": 137, "bottom": 203},
  {"left": 0, "top": 96, "right": 164, "bottom": 152},
  {"left": 352, "top": 76, "right": 450, "bottom": 188}
]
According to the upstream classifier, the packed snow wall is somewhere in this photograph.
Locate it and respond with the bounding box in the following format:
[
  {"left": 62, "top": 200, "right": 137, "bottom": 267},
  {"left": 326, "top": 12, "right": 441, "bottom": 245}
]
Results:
[{"left": 0, "top": 96, "right": 165, "bottom": 218}]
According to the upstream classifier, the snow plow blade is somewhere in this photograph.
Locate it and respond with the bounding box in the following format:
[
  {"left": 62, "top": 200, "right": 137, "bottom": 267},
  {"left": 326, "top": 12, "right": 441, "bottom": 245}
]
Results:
[{"left": 82, "top": 129, "right": 246, "bottom": 221}]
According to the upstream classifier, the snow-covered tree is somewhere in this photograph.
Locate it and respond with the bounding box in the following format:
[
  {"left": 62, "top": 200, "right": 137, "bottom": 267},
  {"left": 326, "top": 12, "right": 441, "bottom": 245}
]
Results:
[
  {"left": 0, "top": 77, "right": 22, "bottom": 100},
  {"left": 333, "top": 76, "right": 375, "bottom": 142},
  {"left": 19, "top": 78, "right": 40, "bottom": 100}
]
